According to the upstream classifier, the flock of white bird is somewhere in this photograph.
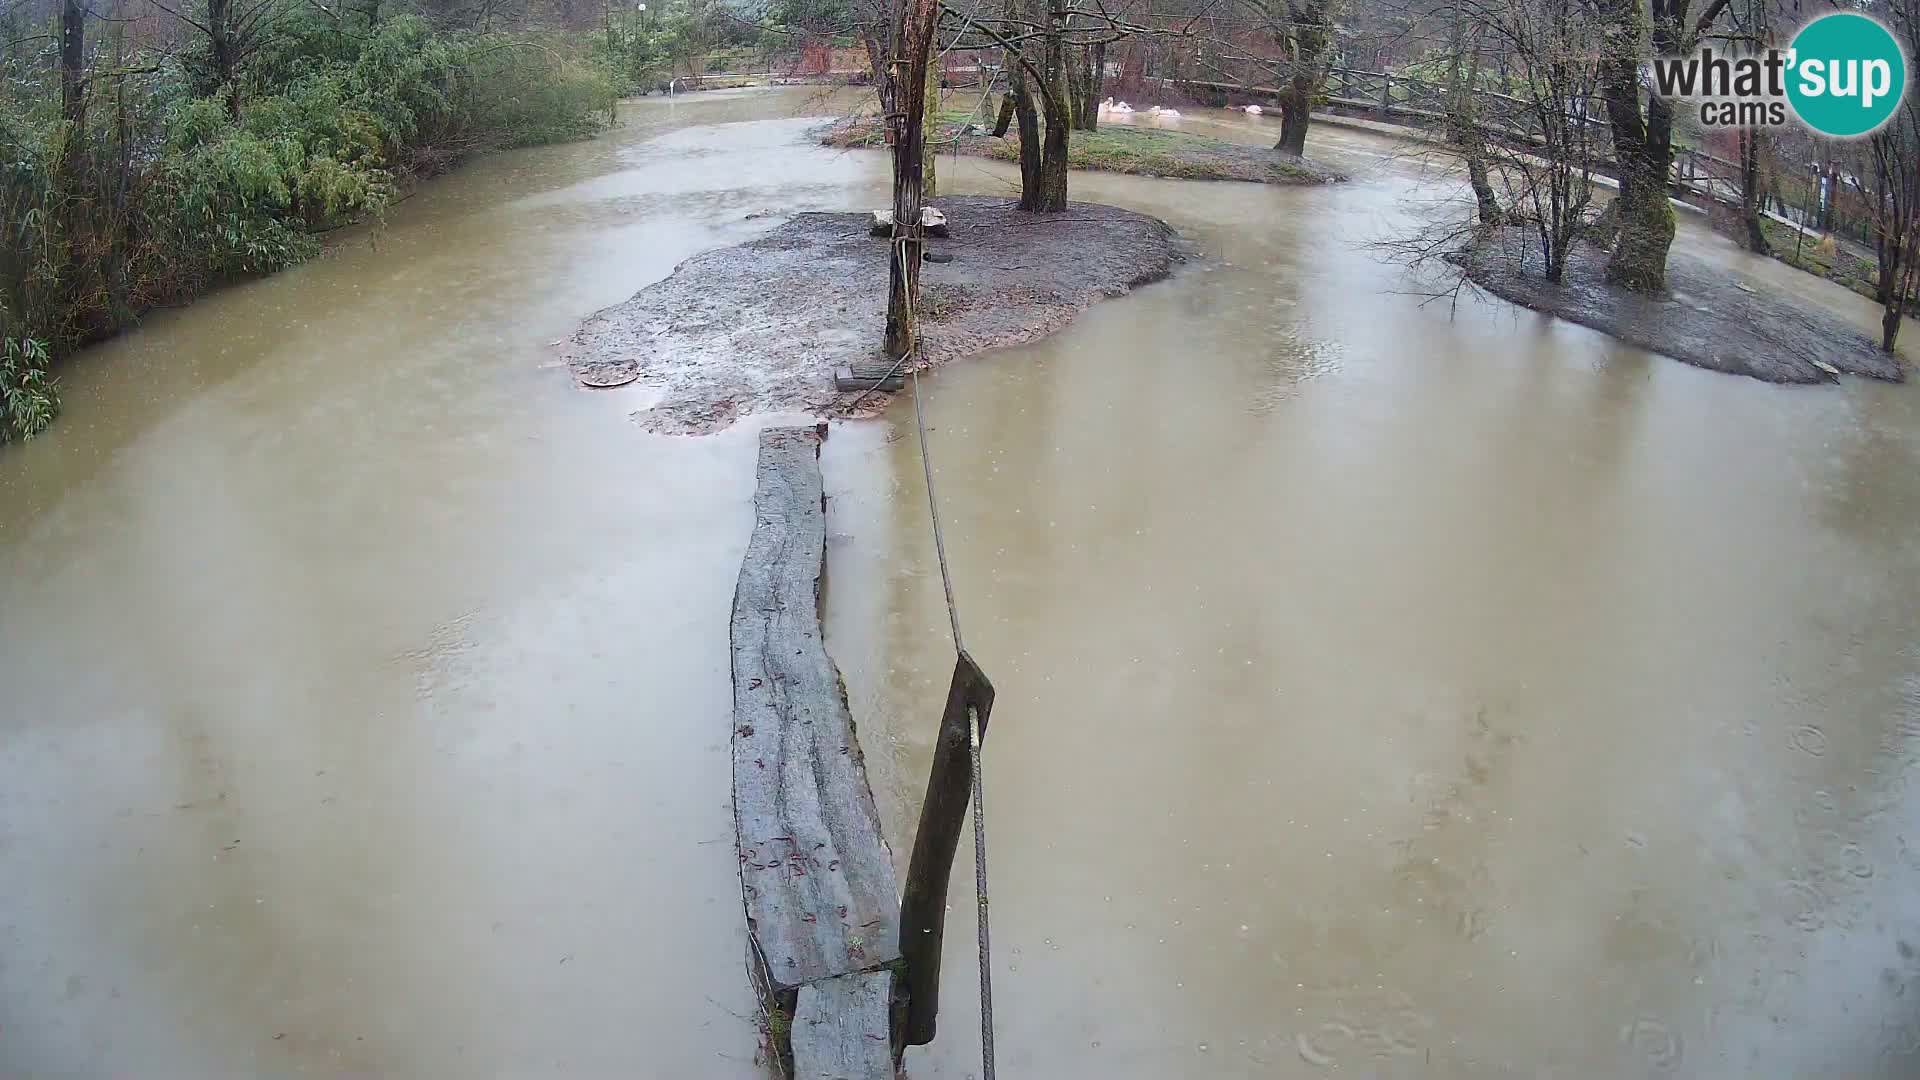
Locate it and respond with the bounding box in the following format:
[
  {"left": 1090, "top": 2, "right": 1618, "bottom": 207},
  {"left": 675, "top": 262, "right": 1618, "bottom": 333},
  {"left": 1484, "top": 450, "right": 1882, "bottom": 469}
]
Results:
[{"left": 1095, "top": 98, "right": 1268, "bottom": 122}]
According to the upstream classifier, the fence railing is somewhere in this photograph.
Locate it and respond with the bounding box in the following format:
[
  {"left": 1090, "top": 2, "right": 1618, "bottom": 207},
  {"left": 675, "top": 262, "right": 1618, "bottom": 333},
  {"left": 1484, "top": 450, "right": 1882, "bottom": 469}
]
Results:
[{"left": 1177, "top": 68, "right": 1748, "bottom": 208}]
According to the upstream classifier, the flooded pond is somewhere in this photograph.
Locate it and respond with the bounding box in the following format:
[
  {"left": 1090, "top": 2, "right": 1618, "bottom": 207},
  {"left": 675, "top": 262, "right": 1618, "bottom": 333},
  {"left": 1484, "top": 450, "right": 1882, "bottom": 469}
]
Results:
[{"left": 4, "top": 87, "right": 1919, "bottom": 1077}]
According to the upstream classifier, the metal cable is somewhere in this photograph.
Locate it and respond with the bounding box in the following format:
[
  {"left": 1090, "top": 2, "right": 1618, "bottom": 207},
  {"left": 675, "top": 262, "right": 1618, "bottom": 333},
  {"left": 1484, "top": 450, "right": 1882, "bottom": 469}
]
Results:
[{"left": 967, "top": 701, "right": 996, "bottom": 1080}]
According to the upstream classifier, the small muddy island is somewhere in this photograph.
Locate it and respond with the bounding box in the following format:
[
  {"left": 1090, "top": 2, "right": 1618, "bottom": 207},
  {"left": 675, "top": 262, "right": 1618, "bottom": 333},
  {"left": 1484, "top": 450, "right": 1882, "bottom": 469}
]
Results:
[
  {"left": 1459, "top": 227, "right": 1905, "bottom": 385},
  {"left": 566, "top": 195, "right": 1181, "bottom": 434}
]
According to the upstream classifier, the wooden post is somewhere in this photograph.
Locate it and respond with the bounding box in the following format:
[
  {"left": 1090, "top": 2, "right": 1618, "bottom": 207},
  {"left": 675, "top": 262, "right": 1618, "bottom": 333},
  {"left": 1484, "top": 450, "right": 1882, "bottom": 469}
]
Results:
[{"left": 898, "top": 652, "right": 996, "bottom": 1046}]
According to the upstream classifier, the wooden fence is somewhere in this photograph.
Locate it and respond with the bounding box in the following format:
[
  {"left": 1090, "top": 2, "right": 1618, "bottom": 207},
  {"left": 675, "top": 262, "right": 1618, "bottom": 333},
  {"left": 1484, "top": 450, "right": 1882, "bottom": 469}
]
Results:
[{"left": 1176, "top": 68, "right": 1747, "bottom": 210}]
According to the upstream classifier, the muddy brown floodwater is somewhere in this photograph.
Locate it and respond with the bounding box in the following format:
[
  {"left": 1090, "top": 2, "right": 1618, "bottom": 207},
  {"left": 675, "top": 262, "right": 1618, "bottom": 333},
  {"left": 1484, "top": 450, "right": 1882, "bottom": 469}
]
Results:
[{"left": 3, "top": 88, "right": 1918, "bottom": 1079}]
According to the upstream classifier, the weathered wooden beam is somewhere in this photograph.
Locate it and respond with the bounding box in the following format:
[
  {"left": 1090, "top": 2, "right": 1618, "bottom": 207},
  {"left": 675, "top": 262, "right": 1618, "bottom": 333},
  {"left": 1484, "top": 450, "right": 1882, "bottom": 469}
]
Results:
[
  {"left": 834, "top": 364, "right": 907, "bottom": 393},
  {"left": 898, "top": 651, "right": 996, "bottom": 1047},
  {"left": 731, "top": 424, "right": 902, "bottom": 1077},
  {"left": 791, "top": 970, "right": 897, "bottom": 1079}
]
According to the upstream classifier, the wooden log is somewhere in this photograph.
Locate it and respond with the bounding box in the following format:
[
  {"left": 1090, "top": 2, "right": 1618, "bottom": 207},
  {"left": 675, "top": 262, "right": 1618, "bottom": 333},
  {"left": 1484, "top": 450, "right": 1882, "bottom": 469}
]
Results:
[
  {"left": 898, "top": 651, "right": 996, "bottom": 1046},
  {"left": 790, "top": 970, "right": 897, "bottom": 1080},
  {"left": 835, "top": 364, "right": 907, "bottom": 392},
  {"left": 731, "top": 425, "right": 903, "bottom": 997}
]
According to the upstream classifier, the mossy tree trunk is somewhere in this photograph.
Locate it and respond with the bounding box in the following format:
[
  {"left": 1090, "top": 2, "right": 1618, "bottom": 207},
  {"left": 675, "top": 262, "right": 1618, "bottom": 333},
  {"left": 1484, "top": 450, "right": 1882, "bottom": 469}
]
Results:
[
  {"left": 1271, "top": 0, "right": 1332, "bottom": 158},
  {"left": 1276, "top": 80, "right": 1310, "bottom": 155},
  {"left": 1030, "top": 0, "right": 1070, "bottom": 211},
  {"left": 1597, "top": 0, "right": 1727, "bottom": 293}
]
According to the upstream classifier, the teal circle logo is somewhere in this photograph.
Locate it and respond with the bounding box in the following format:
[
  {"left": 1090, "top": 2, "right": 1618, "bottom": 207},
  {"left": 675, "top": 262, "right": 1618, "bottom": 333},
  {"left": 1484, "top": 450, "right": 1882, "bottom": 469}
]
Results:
[{"left": 1787, "top": 13, "right": 1907, "bottom": 137}]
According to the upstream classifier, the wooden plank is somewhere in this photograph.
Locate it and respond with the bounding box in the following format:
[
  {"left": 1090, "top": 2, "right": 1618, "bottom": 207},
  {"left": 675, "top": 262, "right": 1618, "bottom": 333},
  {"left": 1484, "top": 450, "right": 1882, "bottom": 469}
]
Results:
[
  {"left": 790, "top": 970, "right": 897, "bottom": 1080},
  {"left": 732, "top": 424, "right": 903, "bottom": 995},
  {"left": 835, "top": 365, "right": 906, "bottom": 392},
  {"left": 898, "top": 651, "right": 996, "bottom": 1046}
]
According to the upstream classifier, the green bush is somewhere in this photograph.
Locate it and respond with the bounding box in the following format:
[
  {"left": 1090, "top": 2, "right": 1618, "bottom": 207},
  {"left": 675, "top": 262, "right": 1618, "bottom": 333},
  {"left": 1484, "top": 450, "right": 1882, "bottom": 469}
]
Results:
[
  {"left": 0, "top": 13, "right": 615, "bottom": 439},
  {"left": 1, "top": 337, "right": 57, "bottom": 442}
]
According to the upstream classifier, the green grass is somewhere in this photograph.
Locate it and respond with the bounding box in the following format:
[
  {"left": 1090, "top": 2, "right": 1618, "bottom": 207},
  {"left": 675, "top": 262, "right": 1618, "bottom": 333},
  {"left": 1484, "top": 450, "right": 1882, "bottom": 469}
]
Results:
[
  {"left": 824, "top": 108, "right": 1322, "bottom": 183},
  {"left": 1760, "top": 219, "right": 1888, "bottom": 304}
]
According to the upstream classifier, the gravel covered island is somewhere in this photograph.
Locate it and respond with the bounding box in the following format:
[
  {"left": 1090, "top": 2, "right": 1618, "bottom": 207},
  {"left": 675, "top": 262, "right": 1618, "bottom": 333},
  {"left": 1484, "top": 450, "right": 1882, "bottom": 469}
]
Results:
[
  {"left": 1460, "top": 228, "right": 1905, "bottom": 384},
  {"left": 565, "top": 195, "right": 1182, "bottom": 433}
]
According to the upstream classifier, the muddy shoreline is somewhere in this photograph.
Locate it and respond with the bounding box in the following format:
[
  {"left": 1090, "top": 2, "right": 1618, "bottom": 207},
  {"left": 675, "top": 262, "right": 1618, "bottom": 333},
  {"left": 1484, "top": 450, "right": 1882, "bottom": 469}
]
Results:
[
  {"left": 566, "top": 195, "right": 1182, "bottom": 434},
  {"left": 1461, "top": 227, "right": 1904, "bottom": 384}
]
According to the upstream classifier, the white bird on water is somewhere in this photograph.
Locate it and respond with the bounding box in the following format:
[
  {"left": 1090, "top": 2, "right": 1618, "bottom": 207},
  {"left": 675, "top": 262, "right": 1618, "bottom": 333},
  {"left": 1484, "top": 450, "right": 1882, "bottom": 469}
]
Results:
[
  {"left": 1146, "top": 105, "right": 1182, "bottom": 121},
  {"left": 1244, "top": 104, "right": 1263, "bottom": 115},
  {"left": 1111, "top": 100, "right": 1134, "bottom": 114}
]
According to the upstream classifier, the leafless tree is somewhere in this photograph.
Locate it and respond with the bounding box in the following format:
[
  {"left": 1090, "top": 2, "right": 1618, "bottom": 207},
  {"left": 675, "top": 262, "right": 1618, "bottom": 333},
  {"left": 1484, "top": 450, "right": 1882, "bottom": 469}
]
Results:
[
  {"left": 1385, "top": 0, "right": 1605, "bottom": 289},
  {"left": 1193, "top": 0, "right": 1340, "bottom": 155},
  {"left": 1860, "top": 0, "right": 1920, "bottom": 351},
  {"left": 1591, "top": 0, "right": 1731, "bottom": 292},
  {"left": 148, "top": 0, "right": 288, "bottom": 113},
  {"left": 885, "top": 0, "right": 941, "bottom": 355}
]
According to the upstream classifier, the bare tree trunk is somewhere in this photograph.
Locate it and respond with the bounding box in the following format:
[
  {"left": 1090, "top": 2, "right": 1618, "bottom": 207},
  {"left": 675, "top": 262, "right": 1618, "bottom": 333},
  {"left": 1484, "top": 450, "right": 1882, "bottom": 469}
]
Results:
[
  {"left": 1597, "top": 0, "right": 1685, "bottom": 292},
  {"left": 1869, "top": 122, "right": 1917, "bottom": 353},
  {"left": 1071, "top": 44, "right": 1098, "bottom": 131},
  {"left": 859, "top": 28, "right": 893, "bottom": 116},
  {"left": 1874, "top": 227, "right": 1904, "bottom": 350},
  {"left": 1088, "top": 42, "right": 1105, "bottom": 130},
  {"left": 1030, "top": 0, "right": 1070, "bottom": 211},
  {"left": 1010, "top": 66, "right": 1042, "bottom": 205},
  {"left": 60, "top": 0, "right": 83, "bottom": 133},
  {"left": 1004, "top": 0, "right": 1044, "bottom": 208},
  {"left": 922, "top": 58, "right": 939, "bottom": 198},
  {"left": 1276, "top": 76, "right": 1309, "bottom": 156},
  {"left": 992, "top": 91, "right": 1014, "bottom": 136},
  {"left": 1739, "top": 128, "right": 1768, "bottom": 254},
  {"left": 884, "top": 0, "right": 940, "bottom": 358},
  {"left": 1881, "top": 277, "right": 1903, "bottom": 351},
  {"left": 1447, "top": 17, "right": 1501, "bottom": 226},
  {"left": 208, "top": 0, "right": 241, "bottom": 117},
  {"left": 1272, "top": 0, "right": 1332, "bottom": 158}
]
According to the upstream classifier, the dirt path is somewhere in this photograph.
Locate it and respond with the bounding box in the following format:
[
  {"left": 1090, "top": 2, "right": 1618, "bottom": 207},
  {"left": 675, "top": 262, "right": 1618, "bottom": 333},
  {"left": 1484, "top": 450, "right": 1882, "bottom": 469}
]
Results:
[
  {"left": 1461, "top": 228, "right": 1904, "bottom": 384},
  {"left": 566, "top": 196, "right": 1182, "bottom": 434}
]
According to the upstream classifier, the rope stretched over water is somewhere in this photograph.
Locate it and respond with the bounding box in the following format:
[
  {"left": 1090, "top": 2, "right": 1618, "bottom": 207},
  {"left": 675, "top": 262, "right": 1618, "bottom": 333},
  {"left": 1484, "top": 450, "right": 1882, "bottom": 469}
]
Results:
[
  {"left": 910, "top": 365, "right": 996, "bottom": 1080},
  {"left": 887, "top": 232, "right": 996, "bottom": 1079}
]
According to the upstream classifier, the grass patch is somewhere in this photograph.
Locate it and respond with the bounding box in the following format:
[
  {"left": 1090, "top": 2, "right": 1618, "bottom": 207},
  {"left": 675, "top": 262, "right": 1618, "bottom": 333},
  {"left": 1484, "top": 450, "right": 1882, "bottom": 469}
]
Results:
[
  {"left": 822, "top": 107, "right": 1334, "bottom": 185},
  {"left": 1759, "top": 219, "right": 1907, "bottom": 308}
]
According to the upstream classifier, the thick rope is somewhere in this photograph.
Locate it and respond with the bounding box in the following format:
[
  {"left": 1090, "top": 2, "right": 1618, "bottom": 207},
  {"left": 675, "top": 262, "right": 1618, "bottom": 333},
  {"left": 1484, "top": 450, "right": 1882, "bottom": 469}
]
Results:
[
  {"left": 904, "top": 273, "right": 995, "bottom": 1076},
  {"left": 911, "top": 365, "right": 965, "bottom": 652}
]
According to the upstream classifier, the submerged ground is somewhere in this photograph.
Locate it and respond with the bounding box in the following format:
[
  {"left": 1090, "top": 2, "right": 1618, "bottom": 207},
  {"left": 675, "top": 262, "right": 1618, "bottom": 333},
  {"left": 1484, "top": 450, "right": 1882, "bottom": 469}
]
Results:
[{"left": 2, "top": 87, "right": 1917, "bottom": 1078}]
